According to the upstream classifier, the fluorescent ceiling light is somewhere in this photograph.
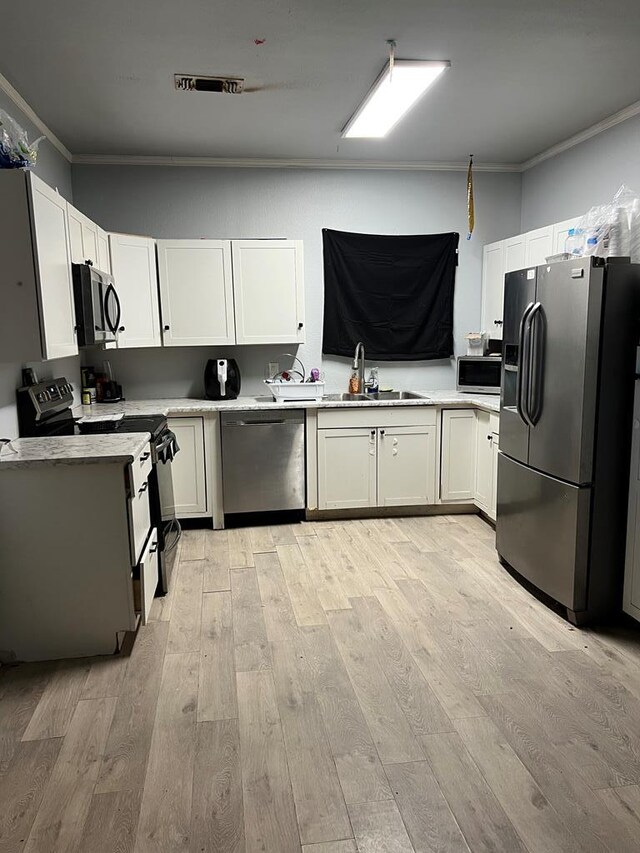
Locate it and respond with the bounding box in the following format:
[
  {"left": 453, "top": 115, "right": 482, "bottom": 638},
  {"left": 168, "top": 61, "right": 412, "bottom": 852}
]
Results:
[{"left": 342, "top": 59, "right": 450, "bottom": 139}]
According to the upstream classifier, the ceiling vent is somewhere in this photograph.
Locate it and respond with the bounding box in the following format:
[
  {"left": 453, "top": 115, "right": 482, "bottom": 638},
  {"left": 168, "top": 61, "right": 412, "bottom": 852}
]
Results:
[{"left": 174, "top": 74, "right": 244, "bottom": 94}]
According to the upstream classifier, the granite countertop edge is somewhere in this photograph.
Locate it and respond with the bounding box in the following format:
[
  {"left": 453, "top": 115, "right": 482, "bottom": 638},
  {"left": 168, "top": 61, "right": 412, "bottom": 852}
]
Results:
[
  {"left": 0, "top": 432, "right": 151, "bottom": 470},
  {"left": 73, "top": 390, "right": 500, "bottom": 418}
]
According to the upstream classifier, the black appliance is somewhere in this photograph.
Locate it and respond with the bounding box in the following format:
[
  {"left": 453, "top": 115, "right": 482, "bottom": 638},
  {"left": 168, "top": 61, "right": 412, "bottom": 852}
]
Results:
[
  {"left": 17, "top": 378, "right": 75, "bottom": 437},
  {"left": 72, "top": 263, "right": 121, "bottom": 347},
  {"left": 456, "top": 356, "right": 502, "bottom": 394},
  {"left": 80, "top": 414, "right": 181, "bottom": 594},
  {"left": 205, "top": 358, "right": 241, "bottom": 400},
  {"left": 16, "top": 377, "right": 180, "bottom": 596}
]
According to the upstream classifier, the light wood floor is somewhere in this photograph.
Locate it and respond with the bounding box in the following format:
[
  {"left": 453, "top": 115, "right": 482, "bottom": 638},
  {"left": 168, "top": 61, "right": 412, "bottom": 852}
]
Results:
[{"left": 3, "top": 515, "right": 640, "bottom": 852}]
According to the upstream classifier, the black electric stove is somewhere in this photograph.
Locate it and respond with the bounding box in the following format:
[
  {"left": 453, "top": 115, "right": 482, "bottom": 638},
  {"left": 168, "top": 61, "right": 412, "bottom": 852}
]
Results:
[{"left": 16, "top": 378, "right": 180, "bottom": 596}]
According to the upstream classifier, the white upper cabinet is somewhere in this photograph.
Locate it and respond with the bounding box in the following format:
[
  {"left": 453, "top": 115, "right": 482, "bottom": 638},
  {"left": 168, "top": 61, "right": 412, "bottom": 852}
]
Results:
[
  {"left": 97, "top": 228, "right": 112, "bottom": 274},
  {"left": 157, "top": 240, "right": 235, "bottom": 346},
  {"left": 481, "top": 241, "right": 505, "bottom": 338},
  {"left": 232, "top": 240, "right": 305, "bottom": 344},
  {"left": 109, "top": 233, "right": 161, "bottom": 348},
  {"left": 524, "top": 225, "right": 553, "bottom": 267},
  {"left": 504, "top": 234, "right": 526, "bottom": 273},
  {"left": 29, "top": 175, "right": 78, "bottom": 360},
  {"left": 67, "top": 203, "right": 100, "bottom": 267}
]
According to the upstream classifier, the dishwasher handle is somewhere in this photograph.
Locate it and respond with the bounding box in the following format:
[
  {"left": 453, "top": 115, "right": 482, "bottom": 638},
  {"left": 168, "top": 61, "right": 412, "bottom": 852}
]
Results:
[{"left": 224, "top": 419, "right": 289, "bottom": 426}]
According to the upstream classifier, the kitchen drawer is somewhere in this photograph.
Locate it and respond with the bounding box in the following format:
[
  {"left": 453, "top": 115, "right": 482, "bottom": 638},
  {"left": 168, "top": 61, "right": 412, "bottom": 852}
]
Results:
[
  {"left": 129, "top": 474, "right": 151, "bottom": 565},
  {"left": 130, "top": 444, "right": 153, "bottom": 497},
  {"left": 132, "top": 528, "right": 159, "bottom": 625},
  {"left": 317, "top": 406, "right": 437, "bottom": 429}
]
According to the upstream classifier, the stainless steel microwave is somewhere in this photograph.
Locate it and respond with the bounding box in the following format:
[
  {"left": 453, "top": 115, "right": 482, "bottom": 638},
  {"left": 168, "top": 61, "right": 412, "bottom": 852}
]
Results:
[
  {"left": 72, "top": 264, "right": 121, "bottom": 347},
  {"left": 456, "top": 356, "right": 502, "bottom": 394}
]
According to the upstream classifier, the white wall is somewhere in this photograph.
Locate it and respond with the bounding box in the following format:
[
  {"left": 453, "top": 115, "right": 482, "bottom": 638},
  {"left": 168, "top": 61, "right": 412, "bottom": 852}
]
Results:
[
  {"left": 0, "top": 91, "right": 79, "bottom": 439},
  {"left": 72, "top": 165, "right": 522, "bottom": 397},
  {"left": 521, "top": 113, "right": 640, "bottom": 231}
]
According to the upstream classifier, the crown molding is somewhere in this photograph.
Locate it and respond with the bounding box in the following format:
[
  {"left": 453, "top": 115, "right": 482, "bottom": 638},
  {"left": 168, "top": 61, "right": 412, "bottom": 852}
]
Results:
[
  {"left": 0, "top": 71, "right": 72, "bottom": 162},
  {"left": 520, "top": 98, "right": 640, "bottom": 172},
  {"left": 71, "top": 153, "right": 520, "bottom": 172}
]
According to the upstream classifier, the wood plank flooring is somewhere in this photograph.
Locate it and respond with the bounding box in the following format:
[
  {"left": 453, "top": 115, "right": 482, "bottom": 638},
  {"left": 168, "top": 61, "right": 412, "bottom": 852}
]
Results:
[{"left": 3, "top": 514, "right": 640, "bottom": 851}]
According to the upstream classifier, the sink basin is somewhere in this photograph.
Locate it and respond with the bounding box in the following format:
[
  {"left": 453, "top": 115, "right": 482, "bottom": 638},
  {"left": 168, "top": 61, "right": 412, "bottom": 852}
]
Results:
[
  {"left": 322, "top": 392, "right": 369, "bottom": 401},
  {"left": 367, "top": 391, "right": 426, "bottom": 400}
]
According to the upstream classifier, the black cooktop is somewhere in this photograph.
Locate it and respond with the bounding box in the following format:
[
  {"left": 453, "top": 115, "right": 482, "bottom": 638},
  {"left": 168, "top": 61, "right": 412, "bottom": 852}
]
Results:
[{"left": 78, "top": 414, "right": 167, "bottom": 441}]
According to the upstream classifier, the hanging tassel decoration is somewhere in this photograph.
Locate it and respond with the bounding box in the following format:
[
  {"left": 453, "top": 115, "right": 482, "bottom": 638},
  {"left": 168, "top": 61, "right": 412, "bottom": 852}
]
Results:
[{"left": 466, "top": 154, "right": 475, "bottom": 241}]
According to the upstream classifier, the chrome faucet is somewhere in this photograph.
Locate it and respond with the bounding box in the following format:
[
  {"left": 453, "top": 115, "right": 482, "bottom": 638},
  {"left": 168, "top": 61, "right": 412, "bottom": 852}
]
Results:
[{"left": 353, "top": 341, "right": 365, "bottom": 393}]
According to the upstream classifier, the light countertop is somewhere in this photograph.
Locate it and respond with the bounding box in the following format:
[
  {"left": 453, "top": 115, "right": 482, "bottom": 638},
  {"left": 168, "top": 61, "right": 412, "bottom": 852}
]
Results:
[
  {"left": 73, "top": 389, "right": 500, "bottom": 418},
  {"left": 0, "top": 432, "right": 151, "bottom": 470}
]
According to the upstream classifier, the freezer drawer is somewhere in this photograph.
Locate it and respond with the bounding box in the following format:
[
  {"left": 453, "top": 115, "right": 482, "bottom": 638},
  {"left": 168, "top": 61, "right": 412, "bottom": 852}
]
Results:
[
  {"left": 221, "top": 409, "right": 306, "bottom": 514},
  {"left": 496, "top": 452, "right": 591, "bottom": 611}
]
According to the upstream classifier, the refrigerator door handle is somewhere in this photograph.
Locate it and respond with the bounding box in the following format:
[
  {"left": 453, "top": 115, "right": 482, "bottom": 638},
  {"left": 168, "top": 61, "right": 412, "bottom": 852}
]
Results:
[
  {"left": 517, "top": 302, "right": 535, "bottom": 425},
  {"left": 527, "top": 302, "right": 544, "bottom": 425}
]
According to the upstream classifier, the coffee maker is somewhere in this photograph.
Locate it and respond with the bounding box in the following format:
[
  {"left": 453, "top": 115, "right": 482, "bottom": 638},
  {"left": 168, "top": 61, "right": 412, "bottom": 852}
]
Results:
[{"left": 205, "top": 358, "right": 241, "bottom": 400}]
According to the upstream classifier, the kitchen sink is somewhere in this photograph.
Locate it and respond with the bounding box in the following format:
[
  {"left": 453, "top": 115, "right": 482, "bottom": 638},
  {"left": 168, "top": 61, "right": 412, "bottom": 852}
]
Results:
[
  {"left": 322, "top": 390, "right": 427, "bottom": 402},
  {"left": 322, "top": 392, "right": 370, "bottom": 401},
  {"left": 367, "top": 391, "right": 427, "bottom": 400}
]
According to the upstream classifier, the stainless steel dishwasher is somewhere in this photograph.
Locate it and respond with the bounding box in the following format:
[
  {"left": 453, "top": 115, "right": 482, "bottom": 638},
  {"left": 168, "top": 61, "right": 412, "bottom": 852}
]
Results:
[{"left": 221, "top": 409, "right": 306, "bottom": 514}]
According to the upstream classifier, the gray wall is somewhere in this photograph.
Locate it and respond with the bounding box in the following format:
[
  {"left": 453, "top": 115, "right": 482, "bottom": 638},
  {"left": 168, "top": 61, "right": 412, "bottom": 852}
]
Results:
[
  {"left": 72, "top": 166, "right": 522, "bottom": 398},
  {"left": 0, "top": 91, "right": 78, "bottom": 439},
  {"left": 521, "top": 113, "right": 640, "bottom": 231}
]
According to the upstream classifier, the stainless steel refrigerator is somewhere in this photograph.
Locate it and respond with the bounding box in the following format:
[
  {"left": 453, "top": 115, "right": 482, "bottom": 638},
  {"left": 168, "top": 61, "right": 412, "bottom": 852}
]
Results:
[{"left": 496, "top": 256, "right": 640, "bottom": 625}]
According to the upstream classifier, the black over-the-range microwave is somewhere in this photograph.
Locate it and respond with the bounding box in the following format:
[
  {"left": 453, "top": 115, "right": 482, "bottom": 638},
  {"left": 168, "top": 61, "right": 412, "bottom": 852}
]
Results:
[{"left": 456, "top": 356, "right": 502, "bottom": 394}]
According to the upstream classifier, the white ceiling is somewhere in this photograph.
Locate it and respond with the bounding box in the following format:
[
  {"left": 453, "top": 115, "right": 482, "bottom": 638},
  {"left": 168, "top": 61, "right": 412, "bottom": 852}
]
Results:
[{"left": 2, "top": 0, "right": 640, "bottom": 165}]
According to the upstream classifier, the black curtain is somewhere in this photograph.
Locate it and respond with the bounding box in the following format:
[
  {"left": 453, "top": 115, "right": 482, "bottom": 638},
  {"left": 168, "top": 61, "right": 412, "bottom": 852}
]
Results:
[{"left": 322, "top": 228, "right": 458, "bottom": 361}]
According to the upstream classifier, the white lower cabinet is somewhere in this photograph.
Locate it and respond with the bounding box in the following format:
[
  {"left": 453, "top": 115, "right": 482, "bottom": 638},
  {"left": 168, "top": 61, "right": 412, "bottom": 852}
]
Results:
[
  {"left": 168, "top": 416, "right": 207, "bottom": 516},
  {"left": 318, "top": 428, "right": 377, "bottom": 509},
  {"left": 474, "top": 410, "right": 500, "bottom": 519},
  {"left": 440, "top": 409, "right": 476, "bottom": 501},
  {"left": 316, "top": 410, "right": 437, "bottom": 511},
  {"left": 378, "top": 426, "right": 436, "bottom": 506}
]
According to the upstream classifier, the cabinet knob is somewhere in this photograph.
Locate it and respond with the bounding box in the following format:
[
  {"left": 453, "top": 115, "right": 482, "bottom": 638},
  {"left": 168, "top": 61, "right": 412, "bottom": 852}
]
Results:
[
  {"left": 298, "top": 322, "right": 304, "bottom": 329},
  {"left": 370, "top": 429, "right": 375, "bottom": 436},
  {"left": 487, "top": 434, "right": 492, "bottom": 440},
  {"left": 119, "top": 326, "right": 125, "bottom": 332},
  {"left": 494, "top": 319, "right": 503, "bottom": 326},
  {"left": 164, "top": 325, "right": 170, "bottom": 331},
  {"left": 380, "top": 429, "right": 385, "bottom": 436}
]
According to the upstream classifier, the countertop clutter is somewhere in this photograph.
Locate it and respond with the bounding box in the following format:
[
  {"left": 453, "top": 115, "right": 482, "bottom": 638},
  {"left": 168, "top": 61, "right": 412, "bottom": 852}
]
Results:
[{"left": 0, "top": 432, "right": 151, "bottom": 469}]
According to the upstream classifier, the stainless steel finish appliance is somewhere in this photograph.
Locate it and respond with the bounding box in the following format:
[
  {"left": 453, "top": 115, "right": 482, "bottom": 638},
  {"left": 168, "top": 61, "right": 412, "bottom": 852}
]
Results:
[
  {"left": 221, "top": 409, "right": 305, "bottom": 514},
  {"left": 457, "top": 356, "right": 502, "bottom": 394},
  {"left": 72, "top": 264, "right": 121, "bottom": 347},
  {"left": 496, "top": 256, "right": 640, "bottom": 624}
]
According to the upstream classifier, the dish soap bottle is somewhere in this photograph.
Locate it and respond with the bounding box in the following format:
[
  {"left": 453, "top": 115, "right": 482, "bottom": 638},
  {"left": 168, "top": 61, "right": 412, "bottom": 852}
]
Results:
[
  {"left": 366, "top": 367, "right": 379, "bottom": 394},
  {"left": 349, "top": 368, "right": 361, "bottom": 394}
]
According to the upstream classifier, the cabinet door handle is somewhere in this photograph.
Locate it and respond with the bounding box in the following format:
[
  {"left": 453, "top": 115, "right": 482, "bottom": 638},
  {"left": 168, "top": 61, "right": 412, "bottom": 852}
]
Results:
[
  {"left": 298, "top": 322, "right": 304, "bottom": 329},
  {"left": 494, "top": 319, "right": 503, "bottom": 326},
  {"left": 149, "top": 542, "right": 158, "bottom": 554},
  {"left": 164, "top": 325, "right": 170, "bottom": 331},
  {"left": 380, "top": 429, "right": 385, "bottom": 436},
  {"left": 487, "top": 434, "right": 492, "bottom": 440},
  {"left": 370, "top": 429, "right": 375, "bottom": 436},
  {"left": 119, "top": 326, "right": 125, "bottom": 332},
  {"left": 138, "top": 482, "right": 148, "bottom": 494},
  {"left": 140, "top": 452, "right": 151, "bottom": 461}
]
